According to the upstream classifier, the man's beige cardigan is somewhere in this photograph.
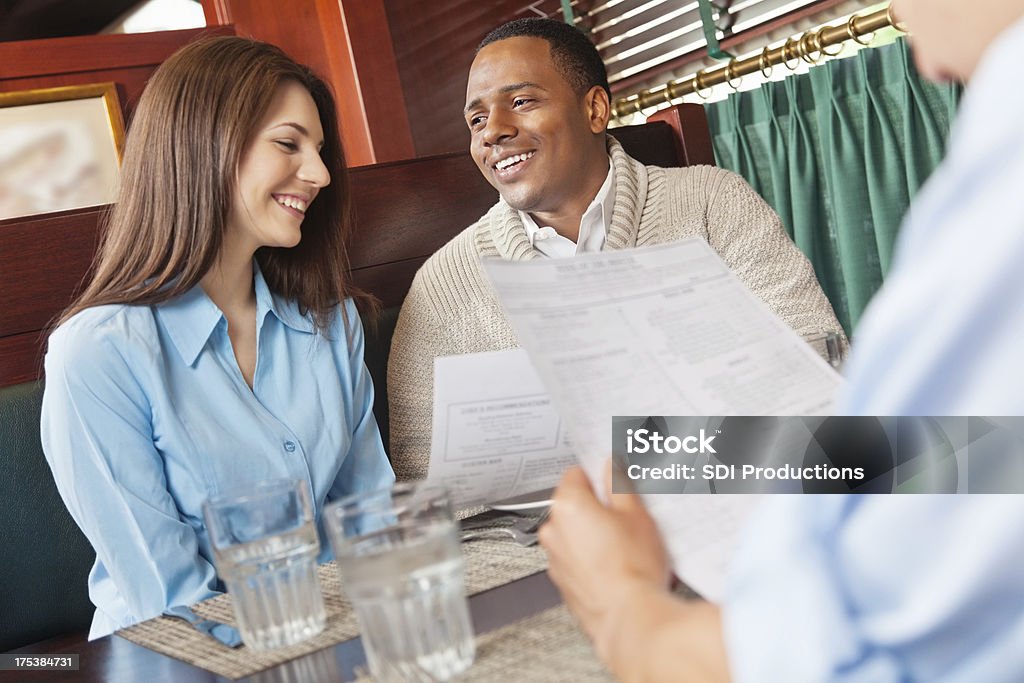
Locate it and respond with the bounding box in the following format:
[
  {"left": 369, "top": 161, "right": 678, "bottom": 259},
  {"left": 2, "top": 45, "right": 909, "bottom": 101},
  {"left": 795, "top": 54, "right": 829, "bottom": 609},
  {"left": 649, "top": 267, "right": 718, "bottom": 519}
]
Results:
[{"left": 387, "top": 137, "right": 843, "bottom": 481}]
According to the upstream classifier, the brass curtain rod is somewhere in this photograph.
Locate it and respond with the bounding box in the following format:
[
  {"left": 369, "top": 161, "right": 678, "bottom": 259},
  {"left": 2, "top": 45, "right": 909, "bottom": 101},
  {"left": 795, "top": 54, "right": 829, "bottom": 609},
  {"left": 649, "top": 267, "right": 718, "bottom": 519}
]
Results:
[{"left": 611, "top": 3, "right": 905, "bottom": 119}]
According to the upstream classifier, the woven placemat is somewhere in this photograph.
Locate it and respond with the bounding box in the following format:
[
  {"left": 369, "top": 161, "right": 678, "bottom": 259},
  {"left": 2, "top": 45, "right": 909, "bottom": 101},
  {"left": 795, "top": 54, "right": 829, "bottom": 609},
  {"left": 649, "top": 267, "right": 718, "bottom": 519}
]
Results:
[
  {"left": 118, "top": 539, "right": 548, "bottom": 680},
  {"left": 460, "top": 604, "right": 612, "bottom": 682},
  {"left": 354, "top": 604, "right": 612, "bottom": 682}
]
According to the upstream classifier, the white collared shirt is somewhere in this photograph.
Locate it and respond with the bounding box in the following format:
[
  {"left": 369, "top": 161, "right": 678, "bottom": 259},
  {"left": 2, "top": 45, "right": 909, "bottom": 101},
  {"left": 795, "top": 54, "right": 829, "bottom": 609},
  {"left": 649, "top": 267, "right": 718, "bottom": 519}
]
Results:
[{"left": 519, "top": 159, "right": 615, "bottom": 258}]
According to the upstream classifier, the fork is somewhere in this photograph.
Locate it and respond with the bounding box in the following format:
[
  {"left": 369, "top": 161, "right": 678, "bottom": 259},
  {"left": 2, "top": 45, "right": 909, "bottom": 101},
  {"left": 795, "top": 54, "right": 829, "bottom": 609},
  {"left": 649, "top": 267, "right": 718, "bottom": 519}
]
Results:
[
  {"left": 460, "top": 509, "right": 550, "bottom": 546},
  {"left": 460, "top": 507, "right": 550, "bottom": 534},
  {"left": 520, "top": 507, "right": 550, "bottom": 534},
  {"left": 460, "top": 526, "right": 539, "bottom": 546}
]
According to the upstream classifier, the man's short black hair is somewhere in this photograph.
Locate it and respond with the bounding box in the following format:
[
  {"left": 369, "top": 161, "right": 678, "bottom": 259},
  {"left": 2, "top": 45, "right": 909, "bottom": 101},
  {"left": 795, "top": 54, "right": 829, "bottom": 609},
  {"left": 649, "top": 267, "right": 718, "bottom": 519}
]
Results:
[{"left": 478, "top": 18, "right": 611, "bottom": 99}]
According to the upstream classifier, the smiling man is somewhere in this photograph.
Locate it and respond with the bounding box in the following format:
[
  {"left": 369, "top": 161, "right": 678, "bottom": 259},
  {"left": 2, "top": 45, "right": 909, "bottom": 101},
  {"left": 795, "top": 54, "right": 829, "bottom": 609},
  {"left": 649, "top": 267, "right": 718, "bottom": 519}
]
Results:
[{"left": 387, "top": 18, "right": 842, "bottom": 481}]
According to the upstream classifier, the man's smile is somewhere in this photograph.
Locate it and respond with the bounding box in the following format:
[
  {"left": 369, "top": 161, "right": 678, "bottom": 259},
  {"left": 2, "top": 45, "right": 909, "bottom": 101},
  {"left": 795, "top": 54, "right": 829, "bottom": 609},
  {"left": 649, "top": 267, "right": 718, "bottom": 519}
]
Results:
[{"left": 492, "top": 150, "right": 536, "bottom": 179}]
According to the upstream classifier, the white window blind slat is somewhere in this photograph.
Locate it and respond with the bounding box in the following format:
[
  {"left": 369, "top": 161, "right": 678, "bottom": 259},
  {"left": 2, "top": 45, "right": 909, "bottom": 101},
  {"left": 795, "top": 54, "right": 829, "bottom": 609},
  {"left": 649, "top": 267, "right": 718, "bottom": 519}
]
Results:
[
  {"left": 550, "top": 0, "right": 835, "bottom": 86},
  {"left": 523, "top": 0, "right": 837, "bottom": 88}
]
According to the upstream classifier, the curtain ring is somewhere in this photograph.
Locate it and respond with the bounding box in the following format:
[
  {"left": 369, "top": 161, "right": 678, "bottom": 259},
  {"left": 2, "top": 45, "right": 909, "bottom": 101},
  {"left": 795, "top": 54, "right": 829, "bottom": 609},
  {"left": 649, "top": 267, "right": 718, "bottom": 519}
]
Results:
[
  {"left": 693, "top": 70, "right": 714, "bottom": 100},
  {"left": 805, "top": 31, "right": 826, "bottom": 61},
  {"left": 782, "top": 37, "right": 801, "bottom": 71},
  {"left": 798, "top": 33, "right": 819, "bottom": 64},
  {"left": 886, "top": 4, "right": 909, "bottom": 32},
  {"left": 847, "top": 15, "right": 874, "bottom": 46},
  {"left": 759, "top": 46, "right": 774, "bottom": 79},
  {"left": 637, "top": 91, "right": 660, "bottom": 113},
  {"left": 816, "top": 27, "right": 843, "bottom": 57},
  {"left": 627, "top": 94, "right": 657, "bottom": 118},
  {"left": 725, "top": 60, "right": 743, "bottom": 91}
]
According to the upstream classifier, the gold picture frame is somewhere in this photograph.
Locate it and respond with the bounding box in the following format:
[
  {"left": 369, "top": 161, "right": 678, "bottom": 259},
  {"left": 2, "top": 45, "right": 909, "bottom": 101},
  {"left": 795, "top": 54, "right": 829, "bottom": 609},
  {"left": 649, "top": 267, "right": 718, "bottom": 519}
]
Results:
[{"left": 0, "top": 82, "right": 126, "bottom": 220}]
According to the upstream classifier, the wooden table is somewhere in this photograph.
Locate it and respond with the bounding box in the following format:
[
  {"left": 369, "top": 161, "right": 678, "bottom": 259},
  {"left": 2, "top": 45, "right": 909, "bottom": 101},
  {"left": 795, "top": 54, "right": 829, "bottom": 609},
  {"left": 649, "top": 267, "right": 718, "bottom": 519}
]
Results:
[{"left": 7, "top": 571, "right": 561, "bottom": 682}]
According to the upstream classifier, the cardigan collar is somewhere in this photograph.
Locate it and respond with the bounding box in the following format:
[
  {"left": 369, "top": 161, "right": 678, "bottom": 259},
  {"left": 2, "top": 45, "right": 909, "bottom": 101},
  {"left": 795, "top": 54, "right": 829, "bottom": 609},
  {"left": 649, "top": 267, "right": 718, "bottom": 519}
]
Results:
[{"left": 478, "top": 135, "right": 650, "bottom": 260}]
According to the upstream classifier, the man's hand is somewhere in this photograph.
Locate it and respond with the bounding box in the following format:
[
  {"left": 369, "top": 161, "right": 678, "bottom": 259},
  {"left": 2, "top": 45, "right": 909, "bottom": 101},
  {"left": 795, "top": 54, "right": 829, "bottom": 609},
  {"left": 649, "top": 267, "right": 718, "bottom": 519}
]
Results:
[
  {"left": 539, "top": 461, "right": 670, "bottom": 650},
  {"left": 540, "top": 460, "right": 731, "bottom": 683}
]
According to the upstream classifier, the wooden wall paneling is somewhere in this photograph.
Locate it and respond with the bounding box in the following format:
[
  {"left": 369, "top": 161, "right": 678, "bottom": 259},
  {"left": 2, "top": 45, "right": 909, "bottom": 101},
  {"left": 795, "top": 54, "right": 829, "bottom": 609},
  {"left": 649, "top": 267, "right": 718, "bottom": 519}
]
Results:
[
  {"left": 346, "top": 151, "right": 496, "bottom": 270},
  {"left": 199, "top": 0, "right": 360, "bottom": 158},
  {"left": 197, "top": 1, "right": 327, "bottom": 76},
  {"left": 0, "top": 206, "right": 101, "bottom": 386},
  {"left": 0, "top": 27, "right": 235, "bottom": 121},
  {"left": 382, "top": 0, "right": 564, "bottom": 157},
  {"left": 0, "top": 209, "right": 102, "bottom": 338},
  {"left": 329, "top": 0, "right": 415, "bottom": 164},
  {"left": 0, "top": 26, "right": 235, "bottom": 80},
  {"left": 346, "top": 150, "right": 498, "bottom": 308},
  {"left": 311, "top": 0, "right": 375, "bottom": 166},
  {"left": 203, "top": 0, "right": 414, "bottom": 166},
  {"left": 201, "top": 0, "right": 231, "bottom": 26}
]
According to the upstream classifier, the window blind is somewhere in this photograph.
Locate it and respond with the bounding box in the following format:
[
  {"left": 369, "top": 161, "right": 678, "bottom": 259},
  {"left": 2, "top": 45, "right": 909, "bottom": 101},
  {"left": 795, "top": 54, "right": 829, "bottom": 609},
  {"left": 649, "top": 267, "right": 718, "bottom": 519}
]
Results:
[{"left": 524, "top": 0, "right": 843, "bottom": 88}]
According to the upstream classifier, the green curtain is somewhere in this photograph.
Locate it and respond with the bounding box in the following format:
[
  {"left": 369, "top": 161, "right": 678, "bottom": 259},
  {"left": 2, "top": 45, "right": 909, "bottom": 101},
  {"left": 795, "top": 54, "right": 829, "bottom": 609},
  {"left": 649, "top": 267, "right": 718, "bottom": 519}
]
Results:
[{"left": 705, "top": 38, "right": 960, "bottom": 335}]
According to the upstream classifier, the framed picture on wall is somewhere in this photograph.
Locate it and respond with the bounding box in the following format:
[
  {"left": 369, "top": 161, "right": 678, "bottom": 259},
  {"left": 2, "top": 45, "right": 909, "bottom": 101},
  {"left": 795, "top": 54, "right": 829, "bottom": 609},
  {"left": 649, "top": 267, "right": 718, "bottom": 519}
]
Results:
[{"left": 0, "top": 82, "right": 125, "bottom": 221}]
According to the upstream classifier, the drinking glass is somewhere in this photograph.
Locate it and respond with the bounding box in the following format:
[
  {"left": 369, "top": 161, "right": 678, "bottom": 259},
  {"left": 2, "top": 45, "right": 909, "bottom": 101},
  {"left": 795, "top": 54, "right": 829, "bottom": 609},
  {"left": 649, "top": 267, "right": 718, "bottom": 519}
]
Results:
[
  {"left": 203, "top": 479, "right": 327, "bottom": 650},
  {"left": 325, "top": 483, "right": 475, "bottom": 682}
]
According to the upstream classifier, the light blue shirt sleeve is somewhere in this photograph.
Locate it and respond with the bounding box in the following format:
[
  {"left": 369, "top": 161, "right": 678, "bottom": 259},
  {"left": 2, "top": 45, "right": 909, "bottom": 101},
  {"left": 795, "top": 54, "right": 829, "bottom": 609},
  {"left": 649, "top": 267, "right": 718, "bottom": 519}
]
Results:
[
  {"left": 41, "top": 316, "right": 220, "bottom": 637},
  {"left": 723, "top": 497, "right": 1024, "bottom": 683},
  {"left": 723, "top": 18, "right": 1024, "bottom": 682},
  {"left": 327, "top": 299, "right": 396, "bottom": 502}
]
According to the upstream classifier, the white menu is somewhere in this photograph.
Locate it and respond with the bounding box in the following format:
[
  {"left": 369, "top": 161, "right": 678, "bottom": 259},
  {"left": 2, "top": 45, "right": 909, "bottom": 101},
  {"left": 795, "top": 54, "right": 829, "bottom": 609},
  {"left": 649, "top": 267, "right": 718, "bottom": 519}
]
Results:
[
  {"left": 477, "top": 238, "right": 843, "bottom": 599},
  {"left": 427, "top": 348, "right": 574, "bottom": 508}
]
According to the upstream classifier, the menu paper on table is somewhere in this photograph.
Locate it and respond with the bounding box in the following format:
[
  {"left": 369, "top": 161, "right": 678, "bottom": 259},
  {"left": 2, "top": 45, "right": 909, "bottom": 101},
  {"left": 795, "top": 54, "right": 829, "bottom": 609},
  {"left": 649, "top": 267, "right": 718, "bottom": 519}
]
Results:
[
  {"left": 426, "top": 348, "right": 576, "bottom": 509},
  {"left": 478, "top": 238, "right": 844, "bottom": 600}
]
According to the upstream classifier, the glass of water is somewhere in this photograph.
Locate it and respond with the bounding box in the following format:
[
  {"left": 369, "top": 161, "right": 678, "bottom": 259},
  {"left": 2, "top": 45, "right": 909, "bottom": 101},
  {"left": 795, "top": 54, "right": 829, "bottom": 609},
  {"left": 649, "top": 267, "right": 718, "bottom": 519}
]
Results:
[
  {"left": 324, "top": 483, "right": 475, "bottom": 682},
  {"left": 203, "top": 479, "right": 327, "bottom": 650}
]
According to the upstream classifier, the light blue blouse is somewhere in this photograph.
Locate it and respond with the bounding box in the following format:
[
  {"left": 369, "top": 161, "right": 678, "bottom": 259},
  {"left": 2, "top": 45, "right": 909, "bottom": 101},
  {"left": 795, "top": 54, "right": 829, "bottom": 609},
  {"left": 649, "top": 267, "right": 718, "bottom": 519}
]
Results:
[{"left": 41, "top": 266, "right": 394, "bottom": 639}]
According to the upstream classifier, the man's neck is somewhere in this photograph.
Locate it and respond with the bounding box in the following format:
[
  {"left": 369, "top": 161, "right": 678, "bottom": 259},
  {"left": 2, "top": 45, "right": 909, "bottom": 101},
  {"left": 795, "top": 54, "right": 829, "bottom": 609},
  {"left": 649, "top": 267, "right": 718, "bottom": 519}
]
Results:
[{"left": 530, "top": 155, "right": 611, "bottom": 242}]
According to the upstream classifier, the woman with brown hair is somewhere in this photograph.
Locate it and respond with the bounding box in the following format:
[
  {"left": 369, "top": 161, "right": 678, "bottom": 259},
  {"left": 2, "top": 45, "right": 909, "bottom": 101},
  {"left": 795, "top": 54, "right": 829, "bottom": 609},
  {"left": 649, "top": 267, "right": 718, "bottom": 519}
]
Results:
[{"left": 39, "top": 36, "right": 394, "bottom": 639}]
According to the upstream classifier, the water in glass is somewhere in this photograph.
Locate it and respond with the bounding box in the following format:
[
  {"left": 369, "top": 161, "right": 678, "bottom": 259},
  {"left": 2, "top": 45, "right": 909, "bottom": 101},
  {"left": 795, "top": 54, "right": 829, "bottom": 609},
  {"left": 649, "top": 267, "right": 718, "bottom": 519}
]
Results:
[
  {"left": 217, "top": 523, "right": 326, "bottom": 650},
  {"left": 336, "top": 518, "right": 475, "bottom": 681}
]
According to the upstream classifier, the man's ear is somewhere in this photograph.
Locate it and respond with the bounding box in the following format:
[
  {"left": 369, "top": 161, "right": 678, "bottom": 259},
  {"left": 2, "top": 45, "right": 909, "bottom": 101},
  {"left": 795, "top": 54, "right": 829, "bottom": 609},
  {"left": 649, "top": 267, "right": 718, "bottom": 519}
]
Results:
[{"left": 585, "top": 85, "right": 611, "bottom": 134}]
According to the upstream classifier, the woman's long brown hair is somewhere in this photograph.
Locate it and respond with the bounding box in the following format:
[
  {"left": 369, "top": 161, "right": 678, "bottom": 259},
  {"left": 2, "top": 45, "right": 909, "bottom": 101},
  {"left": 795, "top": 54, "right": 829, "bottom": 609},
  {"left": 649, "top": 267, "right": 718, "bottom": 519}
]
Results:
[{"left": 58, "top": 36, "right": 374, "bottom": 334}]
